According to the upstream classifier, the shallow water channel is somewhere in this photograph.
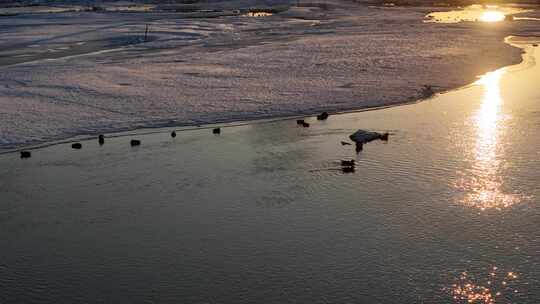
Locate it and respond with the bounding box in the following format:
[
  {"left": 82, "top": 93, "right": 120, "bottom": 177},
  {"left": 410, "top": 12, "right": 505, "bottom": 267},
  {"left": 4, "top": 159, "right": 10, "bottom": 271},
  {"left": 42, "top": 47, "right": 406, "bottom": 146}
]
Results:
[{"left": 1, "top": 39, "right": 540, "bottom": 303}]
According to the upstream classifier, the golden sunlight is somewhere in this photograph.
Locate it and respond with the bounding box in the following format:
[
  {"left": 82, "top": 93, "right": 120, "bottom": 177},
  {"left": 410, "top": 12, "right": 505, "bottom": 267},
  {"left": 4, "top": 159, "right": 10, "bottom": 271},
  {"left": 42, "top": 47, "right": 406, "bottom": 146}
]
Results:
[
  {"left": 480, "top": 11, "right": 506, "bottom": 22},
  {"left": 456, "top": 70, "right": 523, "bottom": 210},
  {"left": 425, "top": 5, "right": 527, "bottom": 24},
  {"left": 245, "top": 12, "right": 273, "bottom": 17},
  {"left": 447, "top": 267, "right": 520, "bottom": 303}
]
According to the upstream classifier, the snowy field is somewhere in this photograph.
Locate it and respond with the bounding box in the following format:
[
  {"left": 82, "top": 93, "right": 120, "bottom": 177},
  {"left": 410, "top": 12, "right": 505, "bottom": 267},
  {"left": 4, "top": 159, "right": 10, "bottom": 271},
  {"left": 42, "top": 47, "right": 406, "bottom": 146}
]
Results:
[{"left": 0, "top": 0, "right": 538, "bottom": 151}]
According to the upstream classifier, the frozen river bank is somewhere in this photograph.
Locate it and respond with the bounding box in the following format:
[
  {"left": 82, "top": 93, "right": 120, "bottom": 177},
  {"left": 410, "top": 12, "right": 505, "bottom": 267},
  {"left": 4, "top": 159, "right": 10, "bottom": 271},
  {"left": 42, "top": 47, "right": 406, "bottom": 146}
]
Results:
[{"left": 0, "top": 1, "right": 538, "bottom": 151}]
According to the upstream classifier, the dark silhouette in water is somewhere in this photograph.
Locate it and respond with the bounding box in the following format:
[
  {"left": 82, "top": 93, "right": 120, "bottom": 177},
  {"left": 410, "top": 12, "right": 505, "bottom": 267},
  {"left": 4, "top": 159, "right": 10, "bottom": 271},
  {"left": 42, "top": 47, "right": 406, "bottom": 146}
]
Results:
[
  {"left": 342, "top": 166, "right": 355, "bottom": 173},
  {"left": 534, "top": 44, "right": 539, "bottom": 47},
  {"left": 301, "top": 122, "right": 310, "bottom": 128},
  {"left": 130, "top": 139, "right": 141, "bottom": 146},
  {"left": 341, "top": 159, "right": 355, "bottom": 173},
  {"left": 317, "top": 112, "right": 329, "bottom": 120},
  {"left": 20, "top": 151, "right": 31, "bottom": 159},
  {"left": 72, "top": 143, "right": 82, "bottom": 149},
  {"left": 171, "top": 131, "right": 176, "bottom": 138},
  {"left": 98, "top": 135, "right": 105, "bottom": 145},
  {"left": 144, "top": 24, "right": 149, "bottom": 42},
  {"left": 420, "top": 85, "right": 435, "bottom": 98},
  {"left": 213, "top": 128, "right": 221, "bottom": 134},
  {"left": 349, "top": 129, "right": 389, "bottom": 145},
  {"left": 341, "top": 141, "right": 352, "bottom": 146},
  {"left": 297, "top": 119, "right": 305, "bottom": 125},
  {"left": 341, "top": 160, "right": 355, "bottom": 167},
  {"left": 355, "top": 142, "right": 363, "bottom": 153}
]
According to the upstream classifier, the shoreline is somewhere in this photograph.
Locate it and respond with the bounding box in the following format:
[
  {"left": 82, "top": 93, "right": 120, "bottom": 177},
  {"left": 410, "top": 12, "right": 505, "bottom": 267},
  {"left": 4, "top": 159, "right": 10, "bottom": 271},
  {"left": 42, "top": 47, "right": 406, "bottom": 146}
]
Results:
[
  {"left": 3, "top": 34, "right": 536, "bottom": 156},
  {"left": 0, "top": 4, "right": 535, "bottom": 152},
  {"left": 2, "top": 19, "right": 540, "bottom": 303}
]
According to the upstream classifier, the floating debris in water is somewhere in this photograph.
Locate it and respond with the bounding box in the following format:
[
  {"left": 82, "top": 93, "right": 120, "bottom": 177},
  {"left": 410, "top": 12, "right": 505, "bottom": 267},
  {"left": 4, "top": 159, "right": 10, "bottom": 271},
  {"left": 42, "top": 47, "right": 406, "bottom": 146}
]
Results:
[
  {"left": 171, "top": 131, "right": 176, "bottom": 138},
  {"left": 296, "top": 119, "right": 305, "bottom": 125},
  {"left": 130, "top": 139, "right": 141, "bottom": 146},
  {"left": 420, "top": 85, "right": 435, "bottom": 98},
  {"left": 98, "top": 135, "right": 105, "bottom": 145},
  {"left": 340, "top": 159, "right": 355, "bottom": 173},
  {"left": 72, "top": 143, "right": 82, "bottom": 149},
  {"left": 349, "top": 129, "right": 389, "bottom": 144},
  {"left": 317, "top": 112, "right": 329, "bottom": 120},
  {"left": 20, "top": 151, "right": 31, "bottom": 159},
  {"left": 341, "top": 160, "right": 355, "bottom": 167},
  {"left": 341, "top": 166, "right": 355, "bottom": 173},
  {"left": 213, "top": 128, "right": 221, "bottom": 134},
  {"left": 341, "top": 141, "right": 352, "bottom": 146},
  {"left": 301, "top": 122, "right": 310, "bottom": 128}
]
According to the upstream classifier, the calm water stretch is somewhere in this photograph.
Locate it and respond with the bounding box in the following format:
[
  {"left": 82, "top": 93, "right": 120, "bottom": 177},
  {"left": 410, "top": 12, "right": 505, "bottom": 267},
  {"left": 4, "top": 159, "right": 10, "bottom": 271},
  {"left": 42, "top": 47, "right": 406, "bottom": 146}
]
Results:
[{"left": 1, "top": 39, "right": 540, "bottom": 303}]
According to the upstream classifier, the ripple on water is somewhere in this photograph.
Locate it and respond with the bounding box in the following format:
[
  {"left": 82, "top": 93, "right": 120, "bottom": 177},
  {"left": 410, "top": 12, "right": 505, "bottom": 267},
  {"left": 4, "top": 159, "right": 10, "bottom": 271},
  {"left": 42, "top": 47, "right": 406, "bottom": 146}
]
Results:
[{"left": 446, "top": 267, "right": 521, "bottom": 304}]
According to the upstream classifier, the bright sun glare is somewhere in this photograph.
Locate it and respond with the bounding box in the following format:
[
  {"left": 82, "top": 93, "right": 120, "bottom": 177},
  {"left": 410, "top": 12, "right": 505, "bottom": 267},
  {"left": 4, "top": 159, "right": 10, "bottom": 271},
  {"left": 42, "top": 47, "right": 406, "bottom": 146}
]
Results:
[
  {"left": 480, "top": 11, "right": 506, "bottom": 22},
  {"left": 455, "top": 69, "right": 525, "bottom": 211}
]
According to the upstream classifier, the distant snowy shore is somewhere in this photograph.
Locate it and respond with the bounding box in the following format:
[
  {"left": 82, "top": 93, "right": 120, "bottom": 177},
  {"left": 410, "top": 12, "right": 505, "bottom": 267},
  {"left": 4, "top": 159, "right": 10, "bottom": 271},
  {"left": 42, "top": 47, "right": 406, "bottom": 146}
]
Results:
[{"left": 0, "top": 0, "right": 538, "bottom": 151}]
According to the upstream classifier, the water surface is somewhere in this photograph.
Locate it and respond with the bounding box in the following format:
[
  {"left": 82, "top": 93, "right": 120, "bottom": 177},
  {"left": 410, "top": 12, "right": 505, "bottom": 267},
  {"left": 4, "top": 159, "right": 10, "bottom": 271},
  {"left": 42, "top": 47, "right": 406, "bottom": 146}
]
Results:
[
  {"left": 426, "top": 5, "right": 529, "bottom": 23},
  {"left": 1, "top": 40, "right": 539, "bottom": 303}
]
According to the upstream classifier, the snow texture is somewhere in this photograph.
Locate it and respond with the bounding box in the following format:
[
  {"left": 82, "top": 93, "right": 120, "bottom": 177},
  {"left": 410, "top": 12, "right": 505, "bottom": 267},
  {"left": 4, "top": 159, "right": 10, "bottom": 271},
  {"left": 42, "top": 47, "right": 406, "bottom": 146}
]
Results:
[{"left": 0, "top": 0, "right": 536, "bottom": 150}]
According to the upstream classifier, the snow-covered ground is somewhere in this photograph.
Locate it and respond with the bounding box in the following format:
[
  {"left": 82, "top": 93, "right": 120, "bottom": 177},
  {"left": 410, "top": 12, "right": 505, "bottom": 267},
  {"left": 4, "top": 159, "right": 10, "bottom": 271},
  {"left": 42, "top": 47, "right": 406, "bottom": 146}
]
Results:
[{"left": 0, "top": 1, "right": 537, "bottom": 151}]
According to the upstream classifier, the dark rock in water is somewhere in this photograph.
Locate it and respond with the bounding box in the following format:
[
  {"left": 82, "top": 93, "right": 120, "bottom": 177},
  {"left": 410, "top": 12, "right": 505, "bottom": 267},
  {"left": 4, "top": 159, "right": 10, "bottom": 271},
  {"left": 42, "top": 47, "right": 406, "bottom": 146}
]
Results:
[
  {"left": 296, "top": 119, "right": 305, "bottom": 125},
  {"left": 171, "top": 131, "right": 176, "bottom": 138},
  {"left": 301, "top": 122, "right": 310, "bottom": 128},
  {"left": 341, "top": 160, "right": 355, "bottom": 167},
  {"left": 20, "top": 151, "right": 31, "bottom": 159},
  {"left": 72, "top": 143, "right": 82, "bottom": 149},
  {"left": 213, "top": 128, "right": 221, "bottom": 134},
  {"left": 317, "top": 112, "right": 329, "bottom": 120},
  {"left": 420, "top": 85, "right": 435, "bottom": 98},
  {"left": 533, "top": 44, "right": 539, "bottom": 47},
  {"left": 130, "top": 139, "right": 141, "bottom": 146},
  {"left": 98, "top": 135, "right": 105, "bottom": 145},
  {"left": 342, "top": 166, "right": 355, "bottom": 173},
  {"left": 341, "top": 141, "right": 352, "bottom": 146}
]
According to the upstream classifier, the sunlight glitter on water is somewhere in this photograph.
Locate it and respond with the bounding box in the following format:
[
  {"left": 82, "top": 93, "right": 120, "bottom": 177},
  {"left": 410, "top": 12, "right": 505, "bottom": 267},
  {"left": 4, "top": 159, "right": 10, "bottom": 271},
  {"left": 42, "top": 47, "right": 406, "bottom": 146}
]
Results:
[
  {"left": 447, "top": 267, "right": 520, "bottom": 304},
  {"left": 244, "top": 11, "right": 273, "bottom": 17},
  {"left": 475, "top": 69, "right": 503, "bottom": 165},
  {"left": 425, "top": 5, "right": 528, "bottom": 23},
  {"left": 2, "top": 37, "right": 540, "bottom": 304},
  {"left": 455, "top": 70, "right": 524, "bottom": 210},
  {"left": 480, "top": 11, "right": 506, "bottom": 22}
]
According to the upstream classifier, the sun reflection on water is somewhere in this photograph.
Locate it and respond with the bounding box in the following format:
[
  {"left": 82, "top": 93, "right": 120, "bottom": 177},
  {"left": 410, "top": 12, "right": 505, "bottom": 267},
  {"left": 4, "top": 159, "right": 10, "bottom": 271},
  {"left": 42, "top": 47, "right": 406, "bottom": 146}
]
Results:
[
  {"left": 456, "top": 69, "right": 523, "bottom": 210},
  {"left": 425, "top": 5, "right": 527, "bottom": 23},
  {"left": 479, "top": 11, "right": 506, "bottom": 22},
  {"left": 244, "top": 11, "right": 273, "bottom": 17},
  {"left": 447, "top": 267, "right": 520, "bottom": 304}
]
